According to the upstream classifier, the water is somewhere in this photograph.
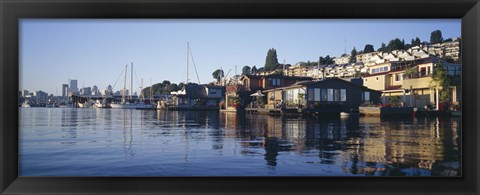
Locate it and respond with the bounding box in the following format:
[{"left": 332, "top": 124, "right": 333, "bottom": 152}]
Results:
[{"left": 19, "top": 108, "right": 461, "bottom": 176}]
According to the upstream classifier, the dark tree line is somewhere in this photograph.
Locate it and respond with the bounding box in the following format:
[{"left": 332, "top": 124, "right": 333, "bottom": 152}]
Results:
[{"left": 142, "top": 80, "right": 184, "bottom": 97}]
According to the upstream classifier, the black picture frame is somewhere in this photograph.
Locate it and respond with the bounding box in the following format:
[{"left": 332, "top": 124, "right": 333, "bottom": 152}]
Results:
[{"left": 1, "top": 0, "right": 479, "bottom": 194}]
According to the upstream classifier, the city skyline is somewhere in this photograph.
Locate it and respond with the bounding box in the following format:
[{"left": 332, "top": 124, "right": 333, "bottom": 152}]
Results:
[{"left": 20, "top": 19, "right": 461, "bottom": 95}]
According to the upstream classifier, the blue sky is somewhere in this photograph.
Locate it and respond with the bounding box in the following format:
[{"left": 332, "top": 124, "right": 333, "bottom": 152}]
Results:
[{"left": 20, "top": 19, "right": 460, "bottom": 95}]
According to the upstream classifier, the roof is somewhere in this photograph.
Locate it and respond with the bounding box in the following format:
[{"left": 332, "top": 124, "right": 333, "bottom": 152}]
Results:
[
  {"left": 263, "top": 78, "right": 380, "bottom": 93},
  {"left": 180, "top": 84, "right": 207, "bottom": 98},
  {"left": 384, "top": 85, "right": 403, "bottom": 91}
]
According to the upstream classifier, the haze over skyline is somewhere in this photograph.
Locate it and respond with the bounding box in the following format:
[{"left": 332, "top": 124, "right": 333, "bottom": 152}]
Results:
[{"left": 20, "top": 19, "right": 460, "bottom": 95}]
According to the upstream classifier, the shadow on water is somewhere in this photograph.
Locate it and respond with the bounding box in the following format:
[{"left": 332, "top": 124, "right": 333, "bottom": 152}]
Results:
[
  {"left": 20, "top": 108, "right": 461, "bottom": 176},
  {"left": 219, "top": 112, "right": 461, "bottom": 176}
]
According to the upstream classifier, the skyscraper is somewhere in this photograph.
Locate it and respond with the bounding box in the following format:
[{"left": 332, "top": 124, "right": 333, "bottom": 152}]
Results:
[
  {"left": 62, "top": 84, "right": 69, "bottom": 97},
  {"left": 70, "top": 79, "right": 78, "bottom": 94}
]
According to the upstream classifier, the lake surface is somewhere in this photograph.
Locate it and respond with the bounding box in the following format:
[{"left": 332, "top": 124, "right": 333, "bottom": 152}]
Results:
[{"left": 19, "top": 108, "right": 461, "bottom": 176}]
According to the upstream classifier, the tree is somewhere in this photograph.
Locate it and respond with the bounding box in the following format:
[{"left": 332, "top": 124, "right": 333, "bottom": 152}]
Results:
[
  {"left": 319, "top": 55, "right": 334, "bottom": 65},
  {"left": 386, "top": 38, "right": 405, "bottom": 52},
  {"left": 363, "top": 44, "right": 375, "bottom": 53},
  {"left": 431, "top": 63, "right": 452, "bottom": 102},
  {"left": 349, "top": 47, "right": 357, "bottom": 63},
  {"left": 264, "top": 48, "right": 279, "bottom": 71},
  {"left": 430, "top": 30, "right": 443, "bottom": 44},
  {"left": 411, "top": 37, "right": 422, "bottom": 47},
  {"left": 162, "top": 80, "right": 171, "bottom": 85},
  {"left": 212, "top": 69, "right": 224, "bottom": 83},
  {"left": 251, "top": 66, "right": 258, "bottom": 75},
  {"left": 241, "top": 65, "right": 251, "bottom": 75},
  {"left": 178, "top": 82, "right": 185, "bottom": 90},
  {"left": 378, "top": 42, "right": 386, "bottom": 52}
]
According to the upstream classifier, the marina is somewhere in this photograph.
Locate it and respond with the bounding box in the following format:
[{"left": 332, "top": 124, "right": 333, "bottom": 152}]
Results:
[
  {"left": 19, "top": 107, "right": 461, "bottom": 176},
  {"left": 17, "top": 19, "right": 463, "bottom": 177}
]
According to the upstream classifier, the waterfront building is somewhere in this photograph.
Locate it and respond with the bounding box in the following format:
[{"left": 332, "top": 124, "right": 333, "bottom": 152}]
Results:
[
  {"left": 263, "top": 78, "right": 381, "bottom": 112},
  {"left": 169, "top": 83, "right": 224, "bottom": 109},
  {"left": 239, "top": 74, "right": 312, "bottom": 92},
  {"left": 23, "top": 90, "right": 29, "bottom": 97},
  {"left": 362, "top": 57, "right": 461, "bottom": 110}
]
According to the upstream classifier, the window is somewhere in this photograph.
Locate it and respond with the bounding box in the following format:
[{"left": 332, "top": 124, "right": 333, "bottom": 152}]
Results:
[
  {"left": 327, "top": 89, "right": 334, "bottom": 101},
  {"left": 314, "top": 88, "right": 320, "bottom": 102},
  {"left": 395, "top": 73, "right": 402, "bottom": 81},
  {"left": 383, "top": 66, "right": 388, "bottom": 71},
  {"left": 321, "top": 89, "right": 327, "bottom": 101},
  {"left": 276, "top": 79, "right": 281, "bottom": 86},
  {"left": 363, "top": 91, "right": 370, "bottom": 101},
  {"left": 340, "top": 89, "right": 346, "bottom": 101},
  {"left": 179, "top": 97, "right": 188, "bottom": 105},
  {"left": 210, "top": 89, "right": 217, "bottom": 95},
  {"left": 308, "top": 89, "right": 314, "bottom": 101},
  {"left": 334, "top": 89, "right": 340, "bottom": 101}
]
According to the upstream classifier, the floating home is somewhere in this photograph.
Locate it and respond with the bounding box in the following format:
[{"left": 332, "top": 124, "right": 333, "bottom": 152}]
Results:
[
  {"left": 263, "top": 78, "right": 382, "bottom": 115},
  {"left": 168, "top": 83, "right": 225, "bottom": 110}
]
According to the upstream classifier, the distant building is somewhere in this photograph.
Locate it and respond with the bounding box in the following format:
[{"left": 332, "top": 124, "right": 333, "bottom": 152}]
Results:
[
  {"left": 80, "top": 87, "right": 92, "bottom": 96},
  {"left": 23, "top": 90, "right": 29, "bottom": 97},
  {"left": 92, "top": 85, "right": 100, "bottom": 96},
  {"left": 62, "top": 84, "right": 69, "bottom": 97},
  {"left": 33, "top": 90, "right": 49, "bottom": 103},
  {"left": 70, "top": 79, "right": 78, "bottom": 94},
  {"left": 334, "top": 55, "right": 351, "bottom": 64}
]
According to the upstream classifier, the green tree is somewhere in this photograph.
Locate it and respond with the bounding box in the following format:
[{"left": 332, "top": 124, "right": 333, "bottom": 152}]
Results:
[
  {"left": 162, "top": 80, "right": 170, "bottom": 85},
  {"left": 363, "top": 44, "right": 375, "bottom": 53},
  {"left": 411, "top": 37, "right": 422, "bottom": 46},
  {"left": 349, "top": 47, "right": 357, "bottom": 63},
  {"left": 430, "top": 30, "right": 443, "bottom": 44},
  {"left": 178, "top": 82, "right": 185, "bottom": 90},
  {"left": 431, "top": 63, "right": 452, "bottom": 102},
  {"left": 386, "top": 38, "right": 405, "bottom": 52},
  {"left": 212, "top": 69, "right": 224, "bottom": 83},
  {"left": 319, "top": 56, "right": 334, "bottom": 65},
  {"left": 378, "top": 42, "right": 386, "bottom": 52},
  {"left": 241, "top": 65, "right": 251, "bottom": 75},
  {"left": 251, "top": 66, "right": 258, "bottom": 75},
  {"left": 265, "top": 48, "right": 279, "bottom": 71}
]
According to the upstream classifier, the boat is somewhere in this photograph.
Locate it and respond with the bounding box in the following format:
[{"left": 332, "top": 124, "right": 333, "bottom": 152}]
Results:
[
  {"left": 21, "top": 100, "right": 31, "bottom": 108},
  {"left": 94, "top": 100, "right": 109, "bottom": 108},
  {"left": 78, "top": 100, "right": 94, "bottom": 108},
  {"left": 340, "top": 108, "right": 360, "bottom": 117},
  {"left": 124, "top": 101, "right": 156, "bottom": 109}
]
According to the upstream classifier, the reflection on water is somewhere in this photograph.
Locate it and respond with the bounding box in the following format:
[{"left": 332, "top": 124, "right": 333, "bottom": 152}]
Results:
[{"left": 19, "top": 108, "right": 461, "bottom": 176}]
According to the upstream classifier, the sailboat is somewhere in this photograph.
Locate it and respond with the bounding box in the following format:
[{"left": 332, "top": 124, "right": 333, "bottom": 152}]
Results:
[
  {"left": 111, "top": 63, "right": 155, "bottom": 109},
  {"left": 110, "top": 64, "right": 129, "bottom": 109}
]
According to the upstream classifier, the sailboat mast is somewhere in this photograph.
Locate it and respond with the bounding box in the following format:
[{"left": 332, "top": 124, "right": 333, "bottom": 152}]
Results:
[
  {"left": 186, "top": 42, "right": 189, "bottom": 84},
  {"left": 123, "top": 64, "right": 127, "bottom": 103},
  {"left": 150, "top": 77, "right": 153, "bottom": 103},
  {"left": 140, "top": 78, "right": 144, "bottom": 101},
  {"left": 131, "top": 62, "right": 133, "bottom": 100}
]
